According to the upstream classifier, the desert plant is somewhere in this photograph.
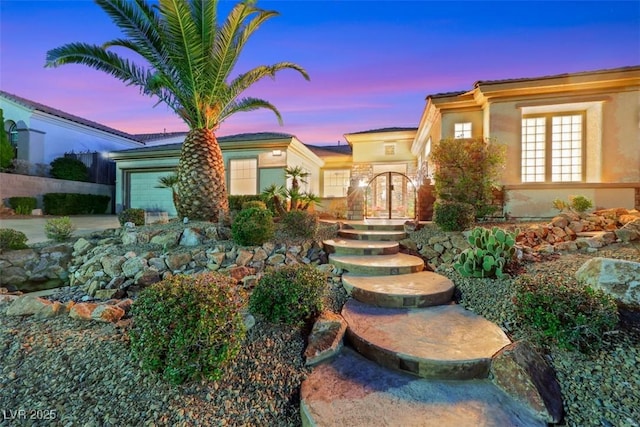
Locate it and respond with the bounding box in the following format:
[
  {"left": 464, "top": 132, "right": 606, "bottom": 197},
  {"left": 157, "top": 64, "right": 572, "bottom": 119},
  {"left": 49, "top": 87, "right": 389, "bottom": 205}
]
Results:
[
  {"left": 44, "top": 217, "right": 75, "bottom": 241},
  {"left": 433, "top": 200, "right": 475, "bottom": 231},
  {"left": 431, "top": 137, "right": 506, "bottom": 220},
  {"left": 118, "top": 208, "right": 145, "bottom": 226},
  {"left": 553, "top": 195, "right": 594, "bottom": 214},
  {"left": 155, "top": 174, "right": 179, "bottom": 211},
  {"left": 0, "top": 228, "right": 28, "bottom": 251},
  {"left": 8, "top": 197, "right": 37, "bottom": 215},
  {"left": 513, "top": 273, "right": 618, "bottom": 352},
  {"left": 454, "top": 227, "right": 517, "bottom": 278},
  {"left": 280, "top": 210, "right": 319, "bottom": 239},
  {"left": 249, "top": 264, "right": 327, "bottom": 324},
  {"left": 231, "top": 207, "right": 275, "bottom": 246},
  {"left": 130, "top": 272, "right": 246, "bottom": 385},
  {"left": 50, "top": 156, "right": 89, "bottom": 182}
]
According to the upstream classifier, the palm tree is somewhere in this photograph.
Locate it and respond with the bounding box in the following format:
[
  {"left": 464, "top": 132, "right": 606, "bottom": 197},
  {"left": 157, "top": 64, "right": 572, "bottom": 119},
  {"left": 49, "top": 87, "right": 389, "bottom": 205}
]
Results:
[
  {"left": 285, "top": 166, "right": 310, "bottom": 191},
  {"left": 46, "top": 0, "right": 309, "bottom": 222},
  {"left": 155, "top": 173, "right": 179, "bottom": 211}
]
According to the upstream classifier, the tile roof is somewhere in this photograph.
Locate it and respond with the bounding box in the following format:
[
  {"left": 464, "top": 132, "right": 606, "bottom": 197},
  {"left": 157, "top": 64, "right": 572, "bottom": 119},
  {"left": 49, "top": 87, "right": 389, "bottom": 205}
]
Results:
[
  {"left": 347, "top": 127, "right": 418, "bottom": 135},
  {"left": 307, "top": 144, "right": 352, "bottom": 156},
  {"left": 0, "top": 90, "right": 142, "bottom": 142}
]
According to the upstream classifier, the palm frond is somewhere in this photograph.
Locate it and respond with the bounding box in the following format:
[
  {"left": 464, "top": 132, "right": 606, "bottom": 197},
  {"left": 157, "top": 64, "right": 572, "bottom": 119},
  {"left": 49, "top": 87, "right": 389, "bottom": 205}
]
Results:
[{"left": 220, "top": 96, "right": 283, "bottom": 125}]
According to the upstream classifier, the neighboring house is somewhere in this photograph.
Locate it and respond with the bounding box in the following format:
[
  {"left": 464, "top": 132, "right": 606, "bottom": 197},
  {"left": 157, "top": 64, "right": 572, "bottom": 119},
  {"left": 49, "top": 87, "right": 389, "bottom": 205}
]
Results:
[
  {"left": 109, "top": 132, "right": 325, "bottom": 216},
  {"left": 412, "top": 66, "right": 640, "bottom": 218},
  {"left": 0, "top": 91, "right": 144, "bottom": 167}
]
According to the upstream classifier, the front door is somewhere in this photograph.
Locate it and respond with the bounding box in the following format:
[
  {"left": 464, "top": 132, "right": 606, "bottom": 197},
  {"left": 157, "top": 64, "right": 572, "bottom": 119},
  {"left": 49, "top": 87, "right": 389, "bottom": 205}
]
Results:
[{"left": 365, "top": 172, "right": 416, "bottom": 219}]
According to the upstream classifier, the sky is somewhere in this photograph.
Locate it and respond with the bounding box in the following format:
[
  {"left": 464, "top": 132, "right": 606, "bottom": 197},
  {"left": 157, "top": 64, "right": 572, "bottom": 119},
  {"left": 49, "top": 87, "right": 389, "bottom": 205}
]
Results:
[{"left": 0, "top": 1, "right": 639, "bottom": 146}]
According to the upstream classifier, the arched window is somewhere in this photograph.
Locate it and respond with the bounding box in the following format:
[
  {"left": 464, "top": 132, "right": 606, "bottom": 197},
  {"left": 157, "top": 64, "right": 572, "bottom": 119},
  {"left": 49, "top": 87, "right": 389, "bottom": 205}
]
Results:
[{"left": 3, "top": 120, "right": 18, "bottom": 158}]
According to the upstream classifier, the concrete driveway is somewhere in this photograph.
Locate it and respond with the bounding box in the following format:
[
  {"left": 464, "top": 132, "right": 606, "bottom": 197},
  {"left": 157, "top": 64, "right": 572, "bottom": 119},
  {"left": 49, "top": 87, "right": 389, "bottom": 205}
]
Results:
[{"left": 0, "top": 215, "right": 121, "bottom": 244}]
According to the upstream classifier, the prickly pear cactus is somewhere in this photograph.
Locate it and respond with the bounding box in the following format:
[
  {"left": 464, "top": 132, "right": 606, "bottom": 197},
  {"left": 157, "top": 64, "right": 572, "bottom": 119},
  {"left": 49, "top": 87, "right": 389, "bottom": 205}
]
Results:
[{"left": 454, "top": 226, "right": 517, "bottom": 278}]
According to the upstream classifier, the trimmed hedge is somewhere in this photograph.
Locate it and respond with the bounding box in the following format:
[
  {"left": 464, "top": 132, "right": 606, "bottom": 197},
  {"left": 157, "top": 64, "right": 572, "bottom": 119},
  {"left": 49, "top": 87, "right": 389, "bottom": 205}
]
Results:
[
  {"left": 8, "top": 197, "right": 37, "bottom": 214},
  {"left": 43, "top": 193, "right": 111, "bottom": 215},
  {"left": 228, "top": 195, "right": 264, "bottom": 212}
]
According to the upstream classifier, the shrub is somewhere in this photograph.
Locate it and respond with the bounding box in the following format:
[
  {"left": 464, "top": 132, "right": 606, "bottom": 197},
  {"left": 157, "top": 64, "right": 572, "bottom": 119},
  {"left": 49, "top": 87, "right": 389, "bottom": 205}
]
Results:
[
  {"left": 0, "top": 228, "right": 28, "bottom": 251},
  {"left": 8, "top": 196, "right": 37, "bottom": 215},
  {"left": 118, "top": 208, "right": 145, "bottom": 226},
  {"left": 130, "top": 272, "right": 246, "bottom": 385},
  {"left": 433, "top": 201, "right": 475, "bottom": 231},
  {"left": 50, "top": 156, "right": 89, "bottom": 182},
  {"left": 231, "top": 207, "right": 275, "bottom": 246},
  {"left": 241, "top": 200, "right": 267, "bottom": 211},
  {"left": 552, "top": 195, "right": 593, "bottom": 214},
  {"left": 454, "top": 227, "right": 517, "bottom": 278},
  {"left": 513, "top": 274, "right": 618, "bottom": 352},
  {"left": 280, "top": 210, "right": 319, "bottom": 239},
  {"left": 228, "top": 195, "right": 264, "bottom": 212},
  {"left": 44, "top": 217, "right": 75, "bottom": 241},
  {"left": 431, "top": 137, "right": 506, "bottom": 219},
  {"left": 250, "top": 264, "right": 327, "bottom": 324},
  {"left": 43, "top": 193, "right": 110, "bottom": 215}
]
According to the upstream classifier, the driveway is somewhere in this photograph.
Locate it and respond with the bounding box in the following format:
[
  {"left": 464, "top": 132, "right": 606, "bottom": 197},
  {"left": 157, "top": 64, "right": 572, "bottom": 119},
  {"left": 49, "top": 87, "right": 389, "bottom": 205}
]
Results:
[{"left": 0, "top": 215, "right": 121, "bottom": 244}]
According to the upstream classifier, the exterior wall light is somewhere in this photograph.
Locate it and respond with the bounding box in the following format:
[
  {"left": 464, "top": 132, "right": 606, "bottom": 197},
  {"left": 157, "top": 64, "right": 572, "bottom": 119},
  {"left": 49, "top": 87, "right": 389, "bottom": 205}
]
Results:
[{"left": 272, "top": 149, "right": 282, "bottom": 156}]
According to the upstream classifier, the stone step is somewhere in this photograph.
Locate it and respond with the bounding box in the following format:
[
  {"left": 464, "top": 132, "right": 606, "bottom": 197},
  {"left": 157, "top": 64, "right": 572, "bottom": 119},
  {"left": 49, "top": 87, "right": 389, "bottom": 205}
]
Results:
[
  {"left": 338, "top": 229, "right": 407, "bottom": 241},
  {"left": 342, "top": 271, "right": 454, "bottom": 308},
  {"left": 301, "top": 348, "right": 545, "bottom": 427},
  {"left": 329, "top": 253, "right": 424, "bottom": 276},
  {"left": 342, "top": 220, "right": 407, "bottom": 231},
  {"left": 322, "top": 238, "right": 399, "bottom": 256},
  {"left": 342, "top": 300, "right": 511, "bottom": 380}
]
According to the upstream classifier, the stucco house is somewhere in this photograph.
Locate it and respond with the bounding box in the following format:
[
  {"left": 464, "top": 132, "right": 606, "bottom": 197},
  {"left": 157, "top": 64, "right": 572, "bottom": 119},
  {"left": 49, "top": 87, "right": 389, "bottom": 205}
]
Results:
[{"left": 411, "top": 66, "right": 640, "bottom": 218}]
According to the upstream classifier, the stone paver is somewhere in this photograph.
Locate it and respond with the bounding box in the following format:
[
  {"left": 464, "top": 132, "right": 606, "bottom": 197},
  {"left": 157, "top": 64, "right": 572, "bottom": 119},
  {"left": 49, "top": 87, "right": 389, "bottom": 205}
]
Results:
[
  {"left": 338, "top": 229, "right": 407, "bottom": 241},
  {"left": 329, "top": 253, "right": 424, "bottom": 275},
  {"left": 323, "top": 238, "right": 399, "bottom": 255}
]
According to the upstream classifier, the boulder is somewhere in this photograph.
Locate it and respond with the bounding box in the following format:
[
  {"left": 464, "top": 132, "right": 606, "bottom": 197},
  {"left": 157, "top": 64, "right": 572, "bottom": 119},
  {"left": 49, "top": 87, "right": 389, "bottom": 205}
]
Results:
[
  {"left": 491, "top": 341, "right": 563, "bottom": 424},
  {"left": 575, "top": 257, "right": 640, "bottom": 308},
  {"left": 91, "top": 304, "right": 125, "bottom": 323},
  {"left": 267, "top": 253, "right": 285, "bottom": 266},
  {"left": 122, "top": 256, "right": 148, "bottom": 278},
  {"left": 6, "top": 295, "right": 53, "bottom": 316},
  {"left": 304, "top": 311, "right": 348, "bottom": 366},
  {"left": 165, "top": 251, "right": 192, "bottom": 271},
  {"left": 179, "top": 228, "right": 204, "bottom": 246},
  {"left": 101, "top": 254, "right": 126, "bottom": 277},
  {"left": 150, "top": 231, "right": 180, "bottom": 247},
  {"left": 73, "top": 238, "right": 93, "bottom": 256},
  {"left": 235, "top": 250, "right": 254, "bottom": 267},
  {"left": 69, "top": 302, "right": 98, "bottom": 320}
]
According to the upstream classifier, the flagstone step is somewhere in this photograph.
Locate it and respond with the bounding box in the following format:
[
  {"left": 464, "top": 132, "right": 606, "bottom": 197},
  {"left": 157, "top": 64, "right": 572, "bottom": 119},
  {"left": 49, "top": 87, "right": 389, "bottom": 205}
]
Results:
[
  {"left": 337, "top": 229, "right": 407, "bottom": 241},
  {"left": 329, "top": 253, "right": 424, "bottom": 275},
  {"left": 342, "top": 220, "right": 407, "bottom": 231},
  {"left": 342, "top": 300, "right": 512, "bottom": 380},
  {"left": 322, "top": 238, "right": 399, "bottom": 256},
  {"left": 301, "top": 348, "right": 545, "bottom": 427},
  {"left": 342, "top": 271, "right": 454, "bottom": 308}
]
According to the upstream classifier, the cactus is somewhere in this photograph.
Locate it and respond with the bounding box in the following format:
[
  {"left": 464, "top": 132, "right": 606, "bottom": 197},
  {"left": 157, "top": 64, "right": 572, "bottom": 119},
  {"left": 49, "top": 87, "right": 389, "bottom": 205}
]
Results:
[{"left": 454, "top": 226, "right": 517, "bottom": 278}]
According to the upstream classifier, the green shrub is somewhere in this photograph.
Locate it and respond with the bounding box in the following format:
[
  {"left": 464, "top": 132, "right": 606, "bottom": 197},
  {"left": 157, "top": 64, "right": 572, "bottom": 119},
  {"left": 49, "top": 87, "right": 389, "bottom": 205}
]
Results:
[
  {"left": 250, "top": 264, "right": 327, "bottom": 324},
  {"left": 8, "top": 196, "right": 37, "bottom": 215},
  {"left": 118, "top": 208, "right": 145, "bottom": 226},
  {"left": 433, "top": 201, "right": 475, "bottom": 231},
  {"left": 241, "top": 200, "right": 267, "bottom": 211},
  {"left": 280, "top": 210, "right": 319, "bottom": 239},
  {"left": 50, "top": 156, "right": 89, "bottom": 182},
  {"left": 130, "top": 272, "right": 246, "bottom": 385},
  {"left": 454, "top": 227, "right": 517, "bottom": 278},
  {"left": 513, "top": 274, "right": 618, "bottom": 352},
  {"left": 231, "top": 207, "right": 275, "bottom": 246},
  {"left": 44, "top": 217, "right": 75, "bottom": 241},
  {"left": 228, "top": 195, "right": 264, "bottom": 212},
  {"left": 552, "top": 195, "right": 593, "bottom": 214},
  {"left": 0, "top": 228, "right": 28, "bottom": 251},
  {"left": 43, "top": 193, "right": 110, "bottom": 215},
  {"left": 0, "top": 109, "right": 15, "bottom": 169}
]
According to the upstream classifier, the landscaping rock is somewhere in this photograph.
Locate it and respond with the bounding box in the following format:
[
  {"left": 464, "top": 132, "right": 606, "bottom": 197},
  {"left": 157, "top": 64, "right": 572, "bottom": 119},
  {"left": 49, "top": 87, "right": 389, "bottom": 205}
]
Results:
[
  {"left": 179, "top": 227, "right": 203, "bottom": 246},
  {"left": 90, "top": 304, "right": 125, "bottom": 323},
  {"left": 122, "top": 256, "right": 148, "bottom": 278},
  {"left": 69, "top": 302, "right": 98, "bottom": 320},
  {"left": 6, "top": 295, "right": 53, "bottom": 316},
  {"left": 491, "top": 341, "right": 564, "bottom": 424},
  {"left": 304, "top": 311, "right": 347, "bottom": 366},
  {"left": 575, "top": 257, "right": 640, "bottom": 308}
]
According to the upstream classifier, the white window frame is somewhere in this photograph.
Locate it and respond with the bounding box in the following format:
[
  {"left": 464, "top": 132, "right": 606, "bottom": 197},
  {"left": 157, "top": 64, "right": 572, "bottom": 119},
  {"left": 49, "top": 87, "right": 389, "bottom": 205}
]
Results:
[
  {"left": 323, "top": 169, "right": 350, "bottom": 197},
  {"left": 454, "top": 122, "right": 472, "bottom": 139},
  {"left": 229, "top": 158, "right": 258, "bottom": 195}
]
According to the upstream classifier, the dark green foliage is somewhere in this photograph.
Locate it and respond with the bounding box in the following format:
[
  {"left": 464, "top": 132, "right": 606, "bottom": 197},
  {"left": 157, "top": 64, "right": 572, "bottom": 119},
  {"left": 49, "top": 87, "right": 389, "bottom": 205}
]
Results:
[
  {"left": 241, "top": 200, "right": 267, "bottom": 211},
  {"left": 8, "top": 197, "right": 37, "bottom": 215},
  {"left": 50, "top": 156, "right": 89, "bottom": 182},
  {"left": 44, "top": 217, "right": 75, "bottom": 241},
  {"left": 431, "top": 137, "right": 505, "bottom": 219},
  {"left": 454, "top": 227, "right": 517, "bottom": 278},
  {"left": 0, "top": 109, "right": 14, "bottom": 170},
  {"left": 130, "top": 272, "right": 246, "bottom": 385},
  {"left": 0, "top": 228, "right": 28, "bottom": 251},
  {"left": 43, "top": 193, "right": 110, "bottom": 215},
  {"left": 232, "top": 207, "right": 275, "bottom": 246},
  {"left": 118, "top": 208, "right": 145, "bottom": 226},
  {"left": 228, "top": 195, "right": 265, "bottom": 212},
  {"left": 513, "top": 274, "right": 618, "bottom": 352},
  {"left": 433, "top": 201, "right": 475, "bottom": 231},
  {"left": 280, "top": 210, "right": 319, "bottom": 239},
  {"left": 570, "top": 195, "right": 593, "bottom": 213},
  {"left": 249, "top": 264, "right": 327, "bottom": 324}
]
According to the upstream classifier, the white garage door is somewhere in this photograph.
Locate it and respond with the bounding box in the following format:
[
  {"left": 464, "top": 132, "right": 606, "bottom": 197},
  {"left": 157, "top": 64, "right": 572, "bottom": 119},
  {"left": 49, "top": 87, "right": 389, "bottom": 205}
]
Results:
[{"left": 129, "top": 171, "right": 177, "bottom": 216}]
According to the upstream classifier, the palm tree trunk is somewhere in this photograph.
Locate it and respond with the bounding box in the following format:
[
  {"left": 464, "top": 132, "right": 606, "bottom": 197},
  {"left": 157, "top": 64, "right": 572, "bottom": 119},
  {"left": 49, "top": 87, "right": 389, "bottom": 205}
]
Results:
[{"left": 175, "top": 128, "right": 229, "bottom": 222}]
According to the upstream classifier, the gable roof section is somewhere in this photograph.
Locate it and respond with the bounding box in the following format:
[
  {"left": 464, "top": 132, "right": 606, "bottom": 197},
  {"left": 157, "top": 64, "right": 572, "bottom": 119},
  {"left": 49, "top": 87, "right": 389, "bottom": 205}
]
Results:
[
  {"left": 347, "top": 127, "right": 418, "bottom": 135},
  {"left": 0, "top": 90, "right": 142, "bottom": 142}
]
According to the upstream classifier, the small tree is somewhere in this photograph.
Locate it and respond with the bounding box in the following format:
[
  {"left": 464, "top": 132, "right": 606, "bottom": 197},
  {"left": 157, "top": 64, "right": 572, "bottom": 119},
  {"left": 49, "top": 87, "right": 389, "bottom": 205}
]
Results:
[
  {"left": 431, "top": 137, "right": 506, "bottom": 219},
  {"left": 155, "top": 174, "right": 180, "bottom": 212},
  {"left": 0, "top": 109, "right": 15, "bottom": 170}
]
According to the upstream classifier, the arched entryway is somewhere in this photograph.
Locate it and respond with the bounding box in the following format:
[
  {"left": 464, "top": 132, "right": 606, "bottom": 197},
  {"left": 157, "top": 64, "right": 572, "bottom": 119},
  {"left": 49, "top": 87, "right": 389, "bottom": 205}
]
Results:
[{"left": 365, "top": 172, "right": 416, "bottom": 219}]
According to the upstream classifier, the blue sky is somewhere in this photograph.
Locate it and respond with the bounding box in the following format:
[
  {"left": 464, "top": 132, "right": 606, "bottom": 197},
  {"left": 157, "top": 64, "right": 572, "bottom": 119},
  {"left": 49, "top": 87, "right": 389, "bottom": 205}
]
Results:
[{"left": 1, "top": 0, "right": 638, "bottom": 145}]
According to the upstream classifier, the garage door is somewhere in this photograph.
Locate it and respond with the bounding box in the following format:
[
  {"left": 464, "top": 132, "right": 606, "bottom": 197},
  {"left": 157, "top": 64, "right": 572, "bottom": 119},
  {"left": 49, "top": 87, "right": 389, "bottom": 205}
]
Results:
[{"left": 129, "top": 171, "right": 177, "bottom": 216}]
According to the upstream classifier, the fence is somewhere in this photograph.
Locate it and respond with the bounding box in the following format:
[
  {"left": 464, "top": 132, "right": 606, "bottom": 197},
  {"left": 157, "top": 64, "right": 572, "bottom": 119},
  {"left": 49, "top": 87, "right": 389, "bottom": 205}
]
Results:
[{"left": 65, "top": 152, "right": 115, "bottom": 185}]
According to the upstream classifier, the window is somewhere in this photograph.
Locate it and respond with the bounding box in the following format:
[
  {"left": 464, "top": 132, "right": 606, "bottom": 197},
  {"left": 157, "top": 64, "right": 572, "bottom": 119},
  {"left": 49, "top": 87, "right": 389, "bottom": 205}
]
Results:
[
  {"left": 323, "top": 169, "right": 350, "bottom": 197},
  {"left": 521, "top": 113, "right": 584, "bottom": 183},
  {"left": 229, "top": 158, "right": 257, "bottom": 195},
  {"left": 454, "top": 122, "right": 472, "bottom": 139}
]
